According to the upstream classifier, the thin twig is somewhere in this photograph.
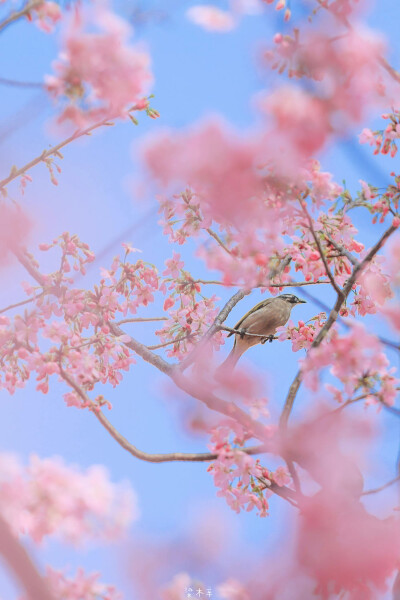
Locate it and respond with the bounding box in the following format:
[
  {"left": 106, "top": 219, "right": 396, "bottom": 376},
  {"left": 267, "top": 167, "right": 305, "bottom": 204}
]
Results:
[
  {"left": 205, "top": 227, "right": 232, "bottom": 255},
  {"left": 146, "top": 333, "right": 195, "bottom": 350},
  {"left": 300, "top": 201, "right": 343, "bottom": 297},
  {"left": 115, "top": 317, "right": 168, "bottom": 325},
  {"left": 362, "top": 475, "right": 400, "bottom": 496},
  {"left": 0, "top": 0, "right": 41, "bottom": 33},
  {"left": 0, "top": 105, "right": 139, "bottom": 191},
  {"left": 0, "top": 291, "right": 44, "bottom": 315}
]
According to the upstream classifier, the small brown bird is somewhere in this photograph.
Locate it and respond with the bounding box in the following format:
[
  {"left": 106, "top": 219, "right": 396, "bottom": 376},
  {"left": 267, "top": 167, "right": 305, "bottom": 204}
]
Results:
[{"left": 220, "top": 294, "right": 306, "bottom": 370}]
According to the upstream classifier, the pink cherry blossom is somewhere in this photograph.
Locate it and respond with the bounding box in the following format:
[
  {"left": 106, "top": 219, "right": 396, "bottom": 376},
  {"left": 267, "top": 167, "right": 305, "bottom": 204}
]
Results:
[
  {"left": 46, "top": 7, "right": 153, "bottom": 125},
  {"left": 0, "top": 453, "right": 137, "bottom": 544}
]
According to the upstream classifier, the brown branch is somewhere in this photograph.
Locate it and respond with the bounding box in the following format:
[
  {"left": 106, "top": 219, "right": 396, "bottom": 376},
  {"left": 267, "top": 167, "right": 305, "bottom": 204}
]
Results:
[
  {"left": 0, "top": 513, "right": 56, "bottom": 600},
  {"left": 279, "top": 224, "right": 398, "bottom": 429},
  {"left": 109, "top": 322, "right": 173, "bottom": 375},
  {"left": 0, "top": 0, "right": 42, "bottom": 33},
  {"left": 59, "top": 366, "right": 276, "bottom": 464}
]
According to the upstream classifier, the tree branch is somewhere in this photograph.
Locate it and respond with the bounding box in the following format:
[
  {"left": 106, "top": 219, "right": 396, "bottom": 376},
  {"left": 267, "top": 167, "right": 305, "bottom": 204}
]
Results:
[
  {"left": 300, "top": 201, "right": 343, "bottom": 297},
  {"left": 115, "top": 317, "right": 168, "bottom": 325},
  {"left": 0, "top": 291, "right": 44, "bottom": 315},
  {"left": 205, "top": 227, "right": 232, "bottom": 255},
  {"left": 279, "top": 224, "right": 398, "bottom": 429},
  {"left": 0, "top": 112, "right": 129, "bottom": 192},
  {"left": 326, "top": 235, "right": 359, "bottom": 266},
  {"left": 58, "top": 367, "right": 278, "bottom": 473},
  {"left": 0, "top": 0, "right": 42, "bottom": 33},
  {"left": 0, "top": 513, "right": 56, "bottom": 600}
]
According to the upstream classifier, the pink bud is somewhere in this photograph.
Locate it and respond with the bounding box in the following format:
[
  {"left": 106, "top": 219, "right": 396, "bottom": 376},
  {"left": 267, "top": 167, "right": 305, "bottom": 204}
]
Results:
[{"left": 163, "top": 297, "right": 175, "bottom": 311}]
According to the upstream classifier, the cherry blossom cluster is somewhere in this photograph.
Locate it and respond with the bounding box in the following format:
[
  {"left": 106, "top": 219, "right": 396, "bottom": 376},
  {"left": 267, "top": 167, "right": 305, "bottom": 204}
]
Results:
[
  {"left": 277, "top": 312, "right": 326, "bottom": 351},
  {"left": 359, "top": 110, "right": 400, "bottom": 157},
  {"left": 0, "top": 453, "right": 136, "bottom": 544},
  {"left": 0, "top": 238, "right": 158, "bottom": 402},
  {"left": 207, "top": 420, "right": 289, "bottom": 517},
  {"left": 28, "top": 0, "right": 62, "bottom": 33},
  {"left": 263, "top": 26, "right": 388, "bottom": 157},
  {"left": 155, "top": 252, "right": 224, "bottom": 359},
  {"left": 301, "top": 324, "right": 398, "bottom": 406},
  {"left": 42, "top": 567, "right": 122, "bottom": 600},
  {"left": 45, "top": 7, "right": 153, "bottom": 126},
  {"left": 0, "top": 231, "right": 235, "bottom": 401}
]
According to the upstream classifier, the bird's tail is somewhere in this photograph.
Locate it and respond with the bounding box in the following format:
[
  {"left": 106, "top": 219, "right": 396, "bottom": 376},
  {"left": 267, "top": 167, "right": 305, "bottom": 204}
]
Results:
[{"left": 218, "top": 343, "right": 245, "bottom": 372}]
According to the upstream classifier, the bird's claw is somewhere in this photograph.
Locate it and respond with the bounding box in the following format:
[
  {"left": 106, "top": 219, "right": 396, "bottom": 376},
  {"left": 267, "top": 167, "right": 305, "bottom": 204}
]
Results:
[{"left": 261, "top": 335, "right": 275, "bottom": 344}]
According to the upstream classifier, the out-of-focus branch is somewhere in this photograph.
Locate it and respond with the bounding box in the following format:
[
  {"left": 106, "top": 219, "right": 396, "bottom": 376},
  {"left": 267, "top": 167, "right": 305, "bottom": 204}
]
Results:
[
  {"left": 0, "top": 0, "right": 41, "bottom": 33},
  {"left": 317, "top": 0, "right": 400, "bottom": 87},
  {"left": 0, "top": 77, "right": 43, "bottom": 88},
  {"left": 0, "top": 513, "right": 56, "bottom": 600},
  {"left": 362, "top": 475, "right": 400, "bottom": 496},
  {"left": 280, "top": 224, "right": 398, "bottom": 429}
]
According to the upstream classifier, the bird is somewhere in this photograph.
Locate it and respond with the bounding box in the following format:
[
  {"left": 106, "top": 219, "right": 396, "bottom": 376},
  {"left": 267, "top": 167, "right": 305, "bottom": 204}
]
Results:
[{"left": 219, "top": 294, "right": 306, "bottom": 370}]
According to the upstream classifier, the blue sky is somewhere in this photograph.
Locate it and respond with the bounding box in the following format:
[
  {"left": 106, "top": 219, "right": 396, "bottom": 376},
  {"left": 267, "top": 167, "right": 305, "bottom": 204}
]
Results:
[{"left": 0, "top": 0, "right": 400, "bottom": 598}]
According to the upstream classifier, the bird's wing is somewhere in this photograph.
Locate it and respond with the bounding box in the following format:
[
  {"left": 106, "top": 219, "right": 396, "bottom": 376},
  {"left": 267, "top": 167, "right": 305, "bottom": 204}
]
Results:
[{"left": 227, "top": 298, "right": 274, "bottom": 337}]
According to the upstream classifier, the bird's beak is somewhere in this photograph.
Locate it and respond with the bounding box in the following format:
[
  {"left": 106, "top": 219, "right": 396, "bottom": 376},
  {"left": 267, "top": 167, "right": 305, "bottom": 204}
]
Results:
[{"left": 298, "top": 299, "right": 307, "bottom": 304}]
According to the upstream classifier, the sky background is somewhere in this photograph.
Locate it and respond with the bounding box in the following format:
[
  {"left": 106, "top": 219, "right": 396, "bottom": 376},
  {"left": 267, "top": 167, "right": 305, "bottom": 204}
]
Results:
[{"left": 0, "top": 0, "right": 400, "bottom": 598}]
